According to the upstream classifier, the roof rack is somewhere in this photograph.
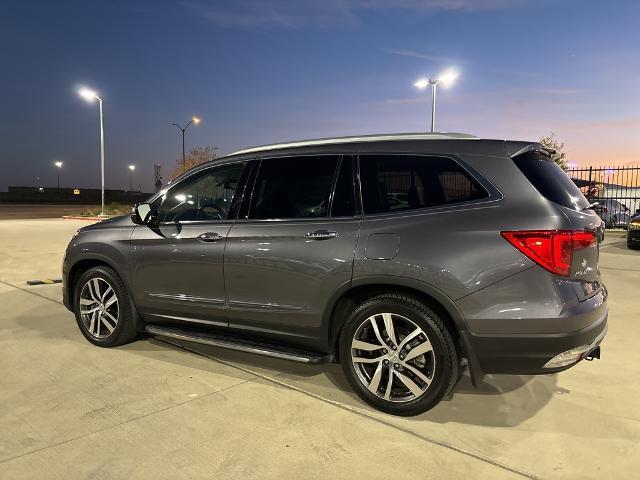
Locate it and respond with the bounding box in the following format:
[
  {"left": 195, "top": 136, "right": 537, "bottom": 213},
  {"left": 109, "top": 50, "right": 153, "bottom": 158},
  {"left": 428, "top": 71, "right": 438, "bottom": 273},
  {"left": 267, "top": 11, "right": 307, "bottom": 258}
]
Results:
[{"left": 229, "top": 132, "right": 478, "bottom": 156}]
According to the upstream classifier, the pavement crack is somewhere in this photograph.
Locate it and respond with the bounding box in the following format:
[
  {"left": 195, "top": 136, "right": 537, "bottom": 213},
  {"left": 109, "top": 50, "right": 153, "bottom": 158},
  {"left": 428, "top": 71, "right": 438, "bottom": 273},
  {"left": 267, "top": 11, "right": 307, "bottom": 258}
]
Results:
[{"left": 0, "top": 279, "right": 64, "bottom": 305}]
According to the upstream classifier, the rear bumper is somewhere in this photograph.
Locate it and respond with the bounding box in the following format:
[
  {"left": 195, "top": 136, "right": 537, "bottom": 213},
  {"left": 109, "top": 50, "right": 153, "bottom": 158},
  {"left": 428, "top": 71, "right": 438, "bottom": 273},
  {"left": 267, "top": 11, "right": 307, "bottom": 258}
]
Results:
[
  {"left": 465, "top": 306, "right": 608, "bottom": 374},
  {"left": 628, "top": 230, "right": 640, "bottom": 244}
]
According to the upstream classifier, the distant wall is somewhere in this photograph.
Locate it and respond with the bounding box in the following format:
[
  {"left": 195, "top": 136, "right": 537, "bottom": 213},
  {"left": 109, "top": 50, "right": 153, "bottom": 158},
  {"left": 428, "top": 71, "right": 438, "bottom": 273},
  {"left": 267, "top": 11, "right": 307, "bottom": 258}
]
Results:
[{"left": 0, "top": 186, "right": 153, "bottom": 205}]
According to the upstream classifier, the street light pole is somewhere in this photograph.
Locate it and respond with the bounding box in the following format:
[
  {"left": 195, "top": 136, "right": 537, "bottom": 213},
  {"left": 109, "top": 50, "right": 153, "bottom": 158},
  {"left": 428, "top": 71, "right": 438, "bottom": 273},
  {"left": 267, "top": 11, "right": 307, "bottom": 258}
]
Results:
[
  {"left": 78, "top": 86, "right": 107, "bottom": 218},
  {"left": 431, "top": 80, "right": 437, "bottom": 133},
  {"left": 54, "top": 161, "right": 63, "bottom": 191},
  {"left": 172, "top": 116, "right": 200, "bottom": 172},
  {"left": 414, "top": 69, "right": 458, "bottom": 133},
  {"left": 98, "top": 96, "right": 105, "bottom": 216},
  {"left": 128, "top": 165, "right": 135, "bottom": 191}
]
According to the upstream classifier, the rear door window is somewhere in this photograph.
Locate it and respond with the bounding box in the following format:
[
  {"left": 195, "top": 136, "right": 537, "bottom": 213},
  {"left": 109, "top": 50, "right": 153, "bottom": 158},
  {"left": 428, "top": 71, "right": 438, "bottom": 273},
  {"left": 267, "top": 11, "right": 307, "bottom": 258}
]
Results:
[
  {"left": 249, "top": 155, "right": 340, "bottom": 219},
  {"left": 359, "top": 154, "right": 487, "bottom": 215},
  {"left": 513, "top": 150, "right": 589, "bottom": 211}
]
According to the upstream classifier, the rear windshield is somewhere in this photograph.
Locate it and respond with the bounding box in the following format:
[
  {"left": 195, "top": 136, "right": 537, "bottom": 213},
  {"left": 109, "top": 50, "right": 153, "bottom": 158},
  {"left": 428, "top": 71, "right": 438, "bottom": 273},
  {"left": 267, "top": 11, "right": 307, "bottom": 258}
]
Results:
[{"left": 513, "top": 150, "right": 589, "bottom": 211}]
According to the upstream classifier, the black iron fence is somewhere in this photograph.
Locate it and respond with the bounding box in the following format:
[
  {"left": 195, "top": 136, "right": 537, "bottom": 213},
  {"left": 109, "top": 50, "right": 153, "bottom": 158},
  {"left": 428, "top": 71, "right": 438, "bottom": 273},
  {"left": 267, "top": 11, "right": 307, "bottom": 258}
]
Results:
[{"left": 568, "top": 166, "right": 640, "bottom": 227}]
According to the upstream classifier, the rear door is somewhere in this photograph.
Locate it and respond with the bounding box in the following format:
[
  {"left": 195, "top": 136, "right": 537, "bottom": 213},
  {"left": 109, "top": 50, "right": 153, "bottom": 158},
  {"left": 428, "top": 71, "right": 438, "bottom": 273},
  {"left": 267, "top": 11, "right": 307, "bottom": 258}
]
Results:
[{"left": 224, "top": 154, "right": 360, "bottom": 349}]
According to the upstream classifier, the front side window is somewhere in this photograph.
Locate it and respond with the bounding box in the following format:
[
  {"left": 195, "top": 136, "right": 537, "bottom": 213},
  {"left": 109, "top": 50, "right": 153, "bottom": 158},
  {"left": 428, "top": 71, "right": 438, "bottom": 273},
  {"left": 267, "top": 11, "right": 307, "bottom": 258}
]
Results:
[
  {"left": 249, "top": 155, "right": 340, "bottom": 219},
  {"left": 359, "top": 155, "right": 487, "bottom": 215},
  {"left": 157, "top": 163, "right": 245, "bottom": 222}
]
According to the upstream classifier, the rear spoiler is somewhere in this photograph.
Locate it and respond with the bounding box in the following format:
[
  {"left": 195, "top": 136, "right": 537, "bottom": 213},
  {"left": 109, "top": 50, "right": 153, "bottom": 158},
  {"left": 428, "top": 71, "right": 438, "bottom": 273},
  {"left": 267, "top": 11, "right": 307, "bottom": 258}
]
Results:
[{"left": 509, "top": 142, "right": 553, "bottom": 159}]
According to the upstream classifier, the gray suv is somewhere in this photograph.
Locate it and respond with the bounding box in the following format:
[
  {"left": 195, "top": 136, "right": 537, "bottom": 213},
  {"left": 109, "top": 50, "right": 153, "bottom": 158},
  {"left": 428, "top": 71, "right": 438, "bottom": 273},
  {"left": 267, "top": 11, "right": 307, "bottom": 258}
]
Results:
[{"left": 63, "top": 133, "right": 608, "bottom": 416}]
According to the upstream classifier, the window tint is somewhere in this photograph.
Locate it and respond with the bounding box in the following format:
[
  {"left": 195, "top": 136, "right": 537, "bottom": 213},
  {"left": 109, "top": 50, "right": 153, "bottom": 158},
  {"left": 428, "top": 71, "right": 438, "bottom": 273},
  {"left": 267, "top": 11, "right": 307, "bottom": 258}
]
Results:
[
  {"left": 514, "top": 150, "right": 589, "bottom": 211},
  {"left": 249, "top": 155, "right": 339, "bottom": 219},
  {"left": 158, "top": 163, "right": 245, "bottom": 222},
  {"left": 359, "top": 155, "right": 487, "bottom": 214},
  {"left": 331, "top": 156, "right": 356, "bottom": 217}
]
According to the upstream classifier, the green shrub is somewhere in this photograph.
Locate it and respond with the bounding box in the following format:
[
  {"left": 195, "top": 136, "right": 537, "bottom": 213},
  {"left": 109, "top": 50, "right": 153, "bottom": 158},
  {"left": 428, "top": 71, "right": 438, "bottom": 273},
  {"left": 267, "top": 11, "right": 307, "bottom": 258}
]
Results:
[{"left": 80, "top": 202, "right": 132, "bottom": 217}]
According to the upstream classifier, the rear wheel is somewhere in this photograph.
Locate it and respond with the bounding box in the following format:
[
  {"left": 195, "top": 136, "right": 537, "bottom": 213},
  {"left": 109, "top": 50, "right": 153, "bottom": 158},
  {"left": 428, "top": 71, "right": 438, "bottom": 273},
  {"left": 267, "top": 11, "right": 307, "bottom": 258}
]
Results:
[
  {"left": 339, "top": 294, "right": 458, "bottom": 416},
  {"left": 73, "top": 266, "right": 138, "bottom": 347}
]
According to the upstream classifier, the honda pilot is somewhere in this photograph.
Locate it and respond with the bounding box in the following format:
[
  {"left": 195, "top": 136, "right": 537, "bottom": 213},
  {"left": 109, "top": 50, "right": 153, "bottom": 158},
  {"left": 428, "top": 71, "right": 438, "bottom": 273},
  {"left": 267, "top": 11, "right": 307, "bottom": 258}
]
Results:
[{"left": 62, "top": 133, "right": 607, "bottom": 416}]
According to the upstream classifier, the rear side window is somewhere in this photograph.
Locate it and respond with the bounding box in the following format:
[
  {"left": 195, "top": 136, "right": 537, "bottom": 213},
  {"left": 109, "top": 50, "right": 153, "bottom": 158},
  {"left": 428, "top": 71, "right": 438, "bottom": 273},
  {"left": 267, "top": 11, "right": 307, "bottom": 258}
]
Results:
[
  {"left": 513, "top": 150, "right": 589, "bottom": 211},
  {"left": 249, "top": 155, "right": 339, "bottom": 219},
  {"left": 359, "top": 155, "right": 487, "bottom": 215}
]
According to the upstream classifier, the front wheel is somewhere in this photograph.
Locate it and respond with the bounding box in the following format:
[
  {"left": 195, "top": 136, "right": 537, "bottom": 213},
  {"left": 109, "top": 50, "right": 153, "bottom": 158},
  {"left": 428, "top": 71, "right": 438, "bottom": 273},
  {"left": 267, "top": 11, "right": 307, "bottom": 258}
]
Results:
[
  {"left": 339, "top": 294, "right": 458, "bottom": 416},
  {"left": 73, "top": 266, "right": 138, "bottom": 347}
]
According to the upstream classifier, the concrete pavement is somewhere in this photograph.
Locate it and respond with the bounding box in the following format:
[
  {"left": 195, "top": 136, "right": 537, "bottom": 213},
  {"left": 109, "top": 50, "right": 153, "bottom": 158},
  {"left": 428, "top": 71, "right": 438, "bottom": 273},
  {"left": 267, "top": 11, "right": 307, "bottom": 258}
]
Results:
[{"left": 0, "top": 219, "right": 638, "bottom": 479}]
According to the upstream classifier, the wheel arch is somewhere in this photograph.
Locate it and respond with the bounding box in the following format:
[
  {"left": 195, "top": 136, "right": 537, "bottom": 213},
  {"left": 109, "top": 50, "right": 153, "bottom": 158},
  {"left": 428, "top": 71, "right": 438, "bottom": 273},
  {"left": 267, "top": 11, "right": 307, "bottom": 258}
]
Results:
[
  {"left": 67, "top": 255, "right": 129, "bottom": 311},
  {"left": 324, "top": 276, "right": 470, "bottom": 362}
]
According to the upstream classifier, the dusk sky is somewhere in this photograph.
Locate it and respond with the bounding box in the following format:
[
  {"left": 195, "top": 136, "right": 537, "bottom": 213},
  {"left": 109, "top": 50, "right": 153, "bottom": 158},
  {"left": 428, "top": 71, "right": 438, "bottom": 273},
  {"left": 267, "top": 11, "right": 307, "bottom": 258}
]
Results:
[{"left": 1, "top": 0, "right": 639, "bottom": 192}]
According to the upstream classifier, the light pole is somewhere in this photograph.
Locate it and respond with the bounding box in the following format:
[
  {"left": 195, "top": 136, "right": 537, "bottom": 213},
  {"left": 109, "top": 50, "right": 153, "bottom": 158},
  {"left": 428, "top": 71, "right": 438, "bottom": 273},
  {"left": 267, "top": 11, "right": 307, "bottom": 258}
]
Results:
[
  {"left": 172, "top": 116, "right": 200, "bottom": 171},
  {"left": 128, "top": 165, "right": 135, "bottom": 191},
  {"left": 78, "top": 86, "right": 107, "bottom": 218},
  {"left": 54, "top": 161, "right": 63, "bottom": 191},
  {"left": 414, "top": 69, "right": 458, "bottom": 133}
]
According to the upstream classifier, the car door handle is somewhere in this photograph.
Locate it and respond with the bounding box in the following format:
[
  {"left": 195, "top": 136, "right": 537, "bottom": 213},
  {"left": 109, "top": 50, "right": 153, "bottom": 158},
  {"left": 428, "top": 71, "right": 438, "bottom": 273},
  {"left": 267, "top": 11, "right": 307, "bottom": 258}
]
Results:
[
  {"left": 197, "top": 232, "right": 224, "bottom": 242},
  {"left": 305, "top": 230, "right": 338, "bottom": 240}
]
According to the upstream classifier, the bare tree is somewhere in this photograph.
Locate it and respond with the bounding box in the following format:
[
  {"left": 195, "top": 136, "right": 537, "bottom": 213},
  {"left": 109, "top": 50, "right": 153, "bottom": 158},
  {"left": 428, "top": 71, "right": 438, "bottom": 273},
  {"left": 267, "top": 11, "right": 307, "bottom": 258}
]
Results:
[
  {"left": 171, "top": 145, "right": 218, "bottom": 179},
  {"left": 539, "top": 132, "right": 568, "bottom": 171}
]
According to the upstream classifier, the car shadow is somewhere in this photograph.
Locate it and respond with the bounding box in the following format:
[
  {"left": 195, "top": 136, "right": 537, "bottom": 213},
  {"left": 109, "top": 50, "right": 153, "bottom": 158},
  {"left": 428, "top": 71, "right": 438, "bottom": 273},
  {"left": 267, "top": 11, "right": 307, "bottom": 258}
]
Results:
[
  {"left": 7, "top": 285, "right": 556, "bottom": 429},
  {"left": 126, "top": 336, "right": 556, "bottom": 428}
]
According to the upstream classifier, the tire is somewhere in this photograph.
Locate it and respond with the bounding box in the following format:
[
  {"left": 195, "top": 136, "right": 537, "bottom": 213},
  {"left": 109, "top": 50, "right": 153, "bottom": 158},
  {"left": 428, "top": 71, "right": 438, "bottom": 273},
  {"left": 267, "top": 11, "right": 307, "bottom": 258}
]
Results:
[
  {"left": 339, "top": 293, "right": 458, "bottom": 416},
  {"left": 73, "top": 266, "right": 139, "bottom": 347}
]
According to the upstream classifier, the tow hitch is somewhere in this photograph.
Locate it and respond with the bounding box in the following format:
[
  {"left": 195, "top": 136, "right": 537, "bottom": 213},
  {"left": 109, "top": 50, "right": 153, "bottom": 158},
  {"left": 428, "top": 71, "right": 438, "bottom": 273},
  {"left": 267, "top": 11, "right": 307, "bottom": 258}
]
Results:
[{"left": 584, "top": 346, "right": 601, "bottom": 361}]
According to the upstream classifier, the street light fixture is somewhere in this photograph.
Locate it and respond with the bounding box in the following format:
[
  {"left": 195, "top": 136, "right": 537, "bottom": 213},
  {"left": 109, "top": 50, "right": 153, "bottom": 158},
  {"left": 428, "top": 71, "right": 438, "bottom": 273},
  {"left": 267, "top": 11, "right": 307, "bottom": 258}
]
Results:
[
  {"left": 78, "top": 86, "right": 107, "bottom": 218},
  {"left": 54, "top": 161, "right": 63, "bottom": 191},
  {"left": 414, "top": 69, "right": 459, "bottom": 133},
  {"left": 172, "top": 116, "right": 201, "bottom": 171},
  {"left": 128, "top": 165, "right": 136, "bottom": 191}
]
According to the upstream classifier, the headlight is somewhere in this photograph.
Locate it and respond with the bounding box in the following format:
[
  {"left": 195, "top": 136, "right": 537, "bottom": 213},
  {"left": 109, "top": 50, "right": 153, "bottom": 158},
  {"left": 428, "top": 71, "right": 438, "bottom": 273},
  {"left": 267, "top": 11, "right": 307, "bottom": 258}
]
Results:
[{"left": 629, "top": 222, "right": 640, "bottom": 230}]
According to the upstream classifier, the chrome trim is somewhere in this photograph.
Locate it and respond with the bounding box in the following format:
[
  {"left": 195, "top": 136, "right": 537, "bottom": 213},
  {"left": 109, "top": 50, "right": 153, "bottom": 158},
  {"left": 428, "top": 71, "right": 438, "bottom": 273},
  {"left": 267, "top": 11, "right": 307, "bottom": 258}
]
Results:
[
  {"left": 145, "top": 325, "right": 320, "bottom": 363},
  {"left": 148, "top": 292, "right": 225, "bottom": 305},
  {"left": 230, "top": 132, "right": 478, "bottom": 156},
  {"left": 227, "top": 300, "right": 305, "bottom": 312},
  {"left": 146, "top": 313, "right": 228, "bottom": 327}
]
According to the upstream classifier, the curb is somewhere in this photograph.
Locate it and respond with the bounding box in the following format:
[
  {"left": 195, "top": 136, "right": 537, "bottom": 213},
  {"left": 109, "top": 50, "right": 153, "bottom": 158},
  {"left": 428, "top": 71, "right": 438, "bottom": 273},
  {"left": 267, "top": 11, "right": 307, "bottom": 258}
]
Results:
[
  {"left": 62, "top": 215, "right": 109, "bottom": 221},
  {"left": 27, "top": 279, "right": 62, "bottom": 285}
]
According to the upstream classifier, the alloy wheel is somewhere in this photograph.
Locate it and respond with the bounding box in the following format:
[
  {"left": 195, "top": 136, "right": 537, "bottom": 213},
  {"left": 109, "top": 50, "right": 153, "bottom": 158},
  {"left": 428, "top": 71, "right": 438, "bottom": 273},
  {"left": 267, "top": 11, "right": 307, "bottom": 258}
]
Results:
[
  {"left": 79, "top": 277, "right": 119, "bottom": 339},
  {"left": 350, "top": 312, "right": 436, "bottom": 403}
]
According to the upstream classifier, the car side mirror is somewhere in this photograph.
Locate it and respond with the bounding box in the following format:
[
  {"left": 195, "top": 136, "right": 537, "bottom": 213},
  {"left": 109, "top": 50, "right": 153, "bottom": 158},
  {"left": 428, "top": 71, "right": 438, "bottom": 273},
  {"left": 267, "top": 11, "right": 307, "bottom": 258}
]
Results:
[{"left": 131, "top": 203, "right": 153, "bottom": 225}]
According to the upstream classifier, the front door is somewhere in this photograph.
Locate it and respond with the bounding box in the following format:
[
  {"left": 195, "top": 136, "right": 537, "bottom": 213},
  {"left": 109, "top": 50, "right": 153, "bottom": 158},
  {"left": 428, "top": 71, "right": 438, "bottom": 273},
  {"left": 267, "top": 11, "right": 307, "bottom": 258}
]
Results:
[
  {"left": 131, "top": 161, "right": 246, "bottom": 327},
  {"left": 224, "top": 154, "right": 360, "bottom": 350}
]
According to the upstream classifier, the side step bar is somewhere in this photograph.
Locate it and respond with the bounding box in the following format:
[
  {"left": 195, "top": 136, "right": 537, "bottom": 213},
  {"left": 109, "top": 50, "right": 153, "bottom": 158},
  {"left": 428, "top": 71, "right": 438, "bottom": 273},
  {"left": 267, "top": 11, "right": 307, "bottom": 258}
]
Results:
[{"left": 145, "top": 325, "right": 331, "bottom": 365}]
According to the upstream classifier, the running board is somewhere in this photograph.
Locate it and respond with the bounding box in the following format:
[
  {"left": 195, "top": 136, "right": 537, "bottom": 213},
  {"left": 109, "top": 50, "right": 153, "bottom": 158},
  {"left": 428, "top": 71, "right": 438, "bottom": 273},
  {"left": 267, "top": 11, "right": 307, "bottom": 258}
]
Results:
[{"left": 145, "top": 325, "right": 331, "bottom": 365}]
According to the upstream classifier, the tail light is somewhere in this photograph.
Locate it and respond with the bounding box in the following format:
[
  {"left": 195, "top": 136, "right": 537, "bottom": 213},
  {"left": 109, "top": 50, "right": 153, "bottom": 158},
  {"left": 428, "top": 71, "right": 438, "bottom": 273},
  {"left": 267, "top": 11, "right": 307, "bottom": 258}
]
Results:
[{"left": 501, "top": 230, "right": 596, "bottom": 276}]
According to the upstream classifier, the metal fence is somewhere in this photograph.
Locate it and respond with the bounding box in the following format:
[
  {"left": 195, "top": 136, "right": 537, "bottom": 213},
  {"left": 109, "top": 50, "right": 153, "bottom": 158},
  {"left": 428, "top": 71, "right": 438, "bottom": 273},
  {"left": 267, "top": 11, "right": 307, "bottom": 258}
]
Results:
[{"left": 567, "top": 166, "right": 640, "bottom": 226}]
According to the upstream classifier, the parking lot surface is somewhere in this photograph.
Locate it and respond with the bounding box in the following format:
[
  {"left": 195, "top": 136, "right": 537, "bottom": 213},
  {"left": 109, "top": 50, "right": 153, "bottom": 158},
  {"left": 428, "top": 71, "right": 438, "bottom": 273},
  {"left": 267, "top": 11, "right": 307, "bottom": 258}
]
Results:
[{"left": 0, "top": 218, "right": 638, "bottom": 479}]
